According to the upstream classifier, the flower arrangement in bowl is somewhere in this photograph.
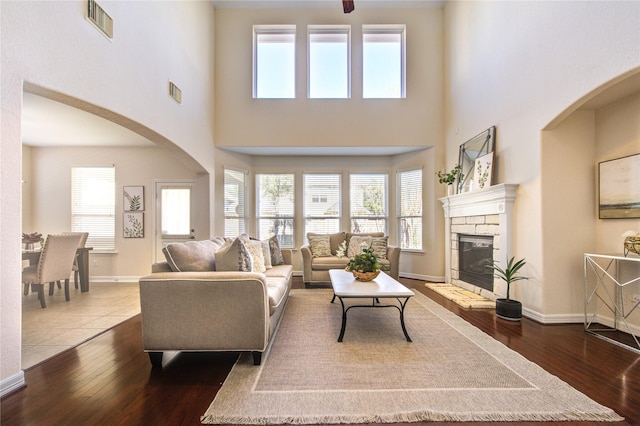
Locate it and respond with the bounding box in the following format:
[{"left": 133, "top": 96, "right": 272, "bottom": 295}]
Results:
[{"left": 346, "top": 244, "right": 389, "bottom": 281}]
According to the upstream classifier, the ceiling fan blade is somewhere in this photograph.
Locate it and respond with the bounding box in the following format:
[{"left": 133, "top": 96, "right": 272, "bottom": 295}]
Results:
[{"left": 343, "top": 0, "right": 355, "bottom": 13}]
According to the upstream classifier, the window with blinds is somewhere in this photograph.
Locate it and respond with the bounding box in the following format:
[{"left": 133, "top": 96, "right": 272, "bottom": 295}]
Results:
[
  {"left": 256, "top": 173, "right": 294, "bottom": 248},
  {"left": 224, "top": 168, "right": 248, "bottom": 238},
  {"left": 303, "top": 174, "right": 341, "bottom": 239},
  {"left": 71, "top": 166, "right": 115, "bottom": 252},
  {"left": 349, "top": 173, "right": 388, "bottom": 234},
  {"left": 397, "top": 169, "right": 423, "bottom": 250}
]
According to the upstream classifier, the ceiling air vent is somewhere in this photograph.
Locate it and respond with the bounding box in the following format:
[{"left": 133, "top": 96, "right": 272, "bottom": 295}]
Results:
[
  {"left": 169, "top": 81, "right": 182, "bottom": 104},
  {"left": 87, "top": 0, "right": 113, "bottom": 39}
]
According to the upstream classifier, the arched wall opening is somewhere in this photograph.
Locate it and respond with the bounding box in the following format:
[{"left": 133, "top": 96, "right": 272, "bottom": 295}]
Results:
[{"left": 540, "top": 68, "right": 640, "bottom": 319}]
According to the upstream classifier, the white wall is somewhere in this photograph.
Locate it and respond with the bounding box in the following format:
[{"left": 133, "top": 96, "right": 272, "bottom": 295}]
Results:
[
  {"left": 1, "top": 0, "right": 216, "bottom": 391},
  {"left": 444, "top": 1, "right": 640, "bottom": 320}
]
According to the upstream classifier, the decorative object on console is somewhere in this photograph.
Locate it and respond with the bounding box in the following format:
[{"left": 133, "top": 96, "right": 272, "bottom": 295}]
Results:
[
  {"left": 346, "top": 245, "right": 389, "bottom": 281},
  {"left": 599, "top": 153, "right": 640, "bottom": 219},
  {"left": 623, "top": 230, "right": 640, "bottom": 256},
  {"left": 22, "top": 232, "right": 44, "bottom": 249},
  {"left": 457, "top": 126, "right": 496, "bottom": 194},
  {"left": 487, "top": 256, "right": 528, "bottom": 321}
]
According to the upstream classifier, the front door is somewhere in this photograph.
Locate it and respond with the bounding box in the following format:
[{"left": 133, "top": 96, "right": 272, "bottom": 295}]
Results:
[{"left": 154, "top": 181, "right": 195, "bottom": 262}]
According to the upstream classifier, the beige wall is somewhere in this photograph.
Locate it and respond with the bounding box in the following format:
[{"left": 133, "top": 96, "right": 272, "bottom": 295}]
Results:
[
  {"left": 445, "top": 1, "right": 640, "bottom": 321},
  {"left": 23, "top": 146, "right": 202, "bottom": 278},
  {"left": 1, "top": 0, "right": 216, "bottom": 389},
  {"left": 214, "top": 7, "right": 443, "bottom": 151}
]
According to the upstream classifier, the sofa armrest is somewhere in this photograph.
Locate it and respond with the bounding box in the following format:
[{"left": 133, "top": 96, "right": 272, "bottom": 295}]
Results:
[
  {"left": 138, "top": 271, "right": 270, "bottom": 352},
  {"left": 386, "top": 245, "right": 401, "bottom": 280},
  {"left": 300, "top": 245, "right": 313, "bottom": 283},
  {"left": 281, "top": 248, "right": 293, "bottom": 266}
]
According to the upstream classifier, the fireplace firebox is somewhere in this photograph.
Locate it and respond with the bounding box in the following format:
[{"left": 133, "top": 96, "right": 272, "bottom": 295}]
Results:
[{"left": 458, "top": 234, "right": 494, "bottom": 291}]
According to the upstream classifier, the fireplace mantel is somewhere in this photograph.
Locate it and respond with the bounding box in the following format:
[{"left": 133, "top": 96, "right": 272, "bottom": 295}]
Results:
[{"left": 440, "top": 184, "right": 519, "bottom": 296}]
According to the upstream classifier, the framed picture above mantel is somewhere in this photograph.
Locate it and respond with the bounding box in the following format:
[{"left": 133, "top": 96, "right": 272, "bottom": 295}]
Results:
[{"left": 598, "top": 153, "right": 640, "bottom": 219}]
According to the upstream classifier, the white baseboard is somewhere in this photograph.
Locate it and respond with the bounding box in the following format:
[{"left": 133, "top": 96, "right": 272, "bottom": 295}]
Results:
[
  {"left": 400, "top": 272, "right": 445, "bottom": 282},
  {"left": 1, "top": 371, "right": 25, "bottom": 398}
]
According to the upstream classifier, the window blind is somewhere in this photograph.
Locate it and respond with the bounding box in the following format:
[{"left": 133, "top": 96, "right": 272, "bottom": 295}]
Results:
[
  {"left": 398, "top": 169, "right": 422, "bottom": 250},
  {"left": 304, "top": 173, "right": 341, "bottom": 238},
  {"left": 224, "top": 168, "right": 248, "bottom": 238},
  {"left": 71, "top": 166, "right": 115, "bottom": 252},
  {"left": 349, "top": 173, "right": 388, "bottom": 234}
]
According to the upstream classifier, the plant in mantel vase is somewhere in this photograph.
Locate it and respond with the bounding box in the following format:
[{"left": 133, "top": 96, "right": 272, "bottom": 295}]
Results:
[
  {"left": 487, "top": 256, "right": 528, "bottom": 321},
  {"left": 436, "top": 164, "right": 463, "bottom": 196}
]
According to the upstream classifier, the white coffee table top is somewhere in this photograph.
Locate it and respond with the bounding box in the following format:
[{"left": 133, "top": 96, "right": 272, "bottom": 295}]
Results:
[{"left": 329, "top": 269, "right": 415, "bottom": 298}]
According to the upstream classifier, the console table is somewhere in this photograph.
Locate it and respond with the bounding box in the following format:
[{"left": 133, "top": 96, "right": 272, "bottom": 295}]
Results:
[{"left": 583, "top": 253, "right": 640, "bottom": 354}]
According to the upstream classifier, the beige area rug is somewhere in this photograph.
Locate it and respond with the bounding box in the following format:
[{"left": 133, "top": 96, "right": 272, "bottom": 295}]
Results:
[
  {"left": 201, "top": 289, "right": 622, "bottom": 424},
  {"left": 425, "top": 283, "right": 495, "bottom": 309}
]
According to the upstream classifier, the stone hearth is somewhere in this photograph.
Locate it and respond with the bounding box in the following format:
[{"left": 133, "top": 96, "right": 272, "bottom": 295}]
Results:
[{"left": 440, "top": 184, "right": 518, "bottom": 299}]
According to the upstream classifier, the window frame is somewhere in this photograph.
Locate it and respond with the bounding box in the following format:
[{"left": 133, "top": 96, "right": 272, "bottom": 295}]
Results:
[
  {"left": 303, "top": 173, "right": 342, "bottom": 241},
  {"left": 224, "top": 168, "right": 249, "bottom": 238},
  {"left": 307, "top": 25, "right": 351, "bottom": 99},
  {"left": 71, "top": 165, "right": 116, "bottom": 253},
  {"left": 349, "top": 172, "right": 388, "bottom": 235},
  {"left": 253, "top": 24, "right": 296, "bottom": 99},
  {"left": 256, "top": 173, "right": 295, "bottom": 248},
  {"left": 397, "top": 168, "right": 423, "bottom": 251},
  {"left": 362, "top": 24, "right": 406, "bottom": 99}
]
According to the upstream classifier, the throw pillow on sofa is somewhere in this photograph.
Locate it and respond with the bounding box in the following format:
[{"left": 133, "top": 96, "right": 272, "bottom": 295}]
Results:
[
  {"left": 268, "top": 235, "right": 285, "bottom": 265},
  {"left": 308, "top": 234, "right": 332, "bottom": 257},
  {"left": 370, "top": 236, "right": 388, "bottom": 260},
  {"left": 347, "top": 235, "right": 372, "bottom": 258},
  {"left": 162, "top": 237, "right": 226, "bottom": 272},
  {"left": 215, "top": 238, "right": 253, "bottom": 272},
  {"left": 241, "top": 237, "right": 267, "bottom": 273},
  {"left": 261, "top": 240, "right": 273, "bottom": 269}
]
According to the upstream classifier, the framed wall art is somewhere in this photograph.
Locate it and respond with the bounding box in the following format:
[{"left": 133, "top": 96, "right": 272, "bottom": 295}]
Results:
[
  {"left": 598, "top": 153, "right": 640, "bottom": 219},
  {"left": 457, "top": 126, "right": 496, "bottom": 194},
  {"left": 473, "top": 151, "right": 494, "bottom": 191},
  {"left": 124, "top": 212, "right": 144, "bottom": 238},
  {"left": 123, "top": 186, "right": 144, "bottom": 211}
]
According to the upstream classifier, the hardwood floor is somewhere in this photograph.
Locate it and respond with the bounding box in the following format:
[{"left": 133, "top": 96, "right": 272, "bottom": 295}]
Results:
[{"left": 2, "top": 277, "right": 639, "bottom": 426}]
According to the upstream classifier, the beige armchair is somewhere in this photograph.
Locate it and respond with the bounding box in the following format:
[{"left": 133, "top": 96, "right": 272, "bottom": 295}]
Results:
[
  {"left": 301, "top": 232, "right": 401, "bottom": 287},
  {"left": 22, "top": 233, "right": 83, "bottom": 308}
]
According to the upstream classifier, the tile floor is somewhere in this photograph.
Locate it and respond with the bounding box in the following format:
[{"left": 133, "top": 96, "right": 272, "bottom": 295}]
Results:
[{"left": 21, "top": 281, "right": 140, "bottom": 370}]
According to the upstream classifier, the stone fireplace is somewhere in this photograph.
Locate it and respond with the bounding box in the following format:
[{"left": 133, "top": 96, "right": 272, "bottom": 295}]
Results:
[{"left": 440, "top": 184, "right": 518, "bottom": 299}]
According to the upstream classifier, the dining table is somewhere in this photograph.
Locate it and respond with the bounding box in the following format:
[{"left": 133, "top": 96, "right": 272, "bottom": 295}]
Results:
[{"left": 22, "top": 247, "right": 93, "bottom": 292}]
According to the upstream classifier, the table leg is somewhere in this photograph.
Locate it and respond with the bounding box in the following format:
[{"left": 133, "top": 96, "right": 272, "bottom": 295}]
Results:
[
  {"left": 338, "top": 297, "right": 347, "bottom": 342},
  {"left": 399, "top": 297, "right": 412, "bottom": 342},
  {"left": 77, "top": 250, "right": 90, "bottom": 292}
]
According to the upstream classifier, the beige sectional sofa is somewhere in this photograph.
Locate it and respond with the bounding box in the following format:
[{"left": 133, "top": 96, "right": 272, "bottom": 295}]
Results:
[
  {"left": 138, "top": 236, "right": 293, "bottom": 366},
  {"left": 301, "top": 232, "right": 400, "bottom": 287}
]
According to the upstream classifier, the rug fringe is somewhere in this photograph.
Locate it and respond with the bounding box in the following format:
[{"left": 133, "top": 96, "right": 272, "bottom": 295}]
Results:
[{"left": 201, "top": 408, "right": 624, "bottom": 424}]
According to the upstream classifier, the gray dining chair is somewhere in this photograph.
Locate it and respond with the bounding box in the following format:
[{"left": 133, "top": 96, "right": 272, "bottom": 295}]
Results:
[
  {"left": 22, "top": 233, "right": 83, "bottom": 308},
  {"left": 62, "top": 232, "right": 89, "bottom": 289}
]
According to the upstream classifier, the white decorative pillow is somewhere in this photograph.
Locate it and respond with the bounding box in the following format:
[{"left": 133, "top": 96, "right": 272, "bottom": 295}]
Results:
[
  {"left": 245, "top": 239, "right": 267, "bottom": 273},
  {"left": 261, "top": 240, "right": 273, "bottom": 269},
  {"left": 347, "top": 235, "right": 372, "bottom": 258},
  {"left": 370, "top": 236, "right": 388, "bottom": 260},
  {"left": 308, "top": 234, "right": 332, "bottom": 258},
  {"left": 214, "top": 238, "right": 253, "bottom": 272}
]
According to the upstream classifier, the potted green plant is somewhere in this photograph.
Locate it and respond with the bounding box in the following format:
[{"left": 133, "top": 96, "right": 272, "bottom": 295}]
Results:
[
  {"left": 436, "top": 164, "right": 463, "bottom": 195},
  {"left": 488, "top": 256, "right": 528, "bottom": 321},
  {"left": 346, "top": 245, "right": 389, "bottom": 281}
]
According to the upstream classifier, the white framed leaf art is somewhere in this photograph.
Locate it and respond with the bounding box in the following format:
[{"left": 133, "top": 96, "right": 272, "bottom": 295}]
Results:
[
  {"left": 123, "top": 186, "right": 144, "bottom": 211},
  {"left": 124, "top": 212, "right": 144, "bottom": 238}
]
